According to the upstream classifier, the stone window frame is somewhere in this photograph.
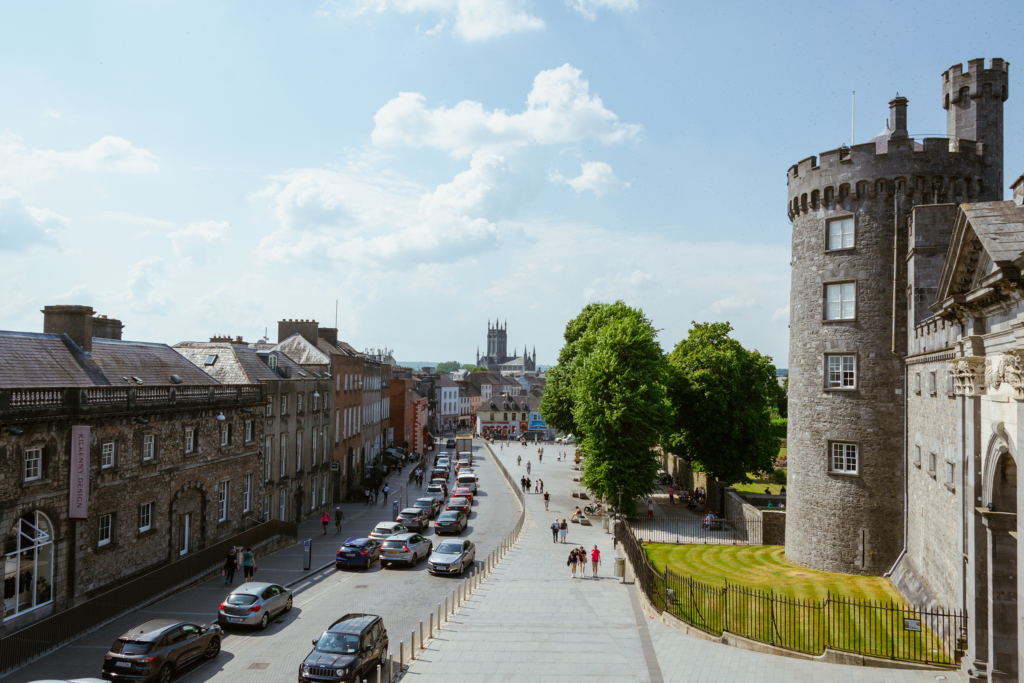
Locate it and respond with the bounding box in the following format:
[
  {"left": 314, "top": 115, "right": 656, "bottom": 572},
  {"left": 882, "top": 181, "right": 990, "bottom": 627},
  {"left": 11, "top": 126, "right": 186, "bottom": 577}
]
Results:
[
  {"left": 138, "top": 501, "right": 153, "bottom": 534},
  {"left": 297, "top": 393, "right": 304, "bottom": 415},
  {"left": 264, "top": 436, "right": 273, "bottom": 483},
  {"left": 928, "top": 452, "right": 937, "bottom": 478},
  {"left": 823, "top": 352, "right": 858, "bottom": 391},
  {"left": 822, "top": 281, "right": 857, "bottom": 322},
  {"left": 97, "top": 511, "right": 115, "bottom": 548},
  {"left": 944, "top": 460, "right": 956, "bottom": 491},
  {"left": 217, "top": 479, "right": 230, "bottom": 523},
  {"left": 914, "top": 372, "right": 922, "bottom": 395},
  {"left": 184, "top": 427, "right": 195, "bottom": 455},
  {"left": 266, "top": 399, "right": 273, "bottom": 418},
  {"left": 141, "top": 433, "right": 157, "bottom": 462},
  {"left": 281, "top": 395, "right": 289, "bottom": 417},
  {"left": 946, "top": 371, "right": 955, "bottom": 397},
  {"left": 914, "top": 444, "right": 922, "bottom": 468},
  {"left": 824, "top": 215, "right": 856, "bottom": 252},
  {"left": 220, "top": 423, "right": 231, "bottom": 449},
  {"left": 928, "top": 371, "right": 937, "bottom": 396},
  {"left": 827, "top": 440, "right": 859, "bottom": 477},
  {"left": 245, "top": 420, "right": 254, "bottom": 444}
]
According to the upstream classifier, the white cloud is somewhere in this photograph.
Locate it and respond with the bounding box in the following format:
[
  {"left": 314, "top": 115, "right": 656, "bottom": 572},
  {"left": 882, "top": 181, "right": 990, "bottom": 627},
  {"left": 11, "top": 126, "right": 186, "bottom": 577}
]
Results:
[
  {"left": 0, "top": 191, "right": 68, "bottom": 251},
  {"left": 552, "top": 160, "right": 629, "bottom": 197},
  {"left": 711, "top": 297, "right": 758, "bottom": 314},
  {"left": 566, "top": 0, "right": 638, "bottom": 21},
  {"left": 42, "top": 108, "right": 62, "bottom": 120},
  {"left": 168, "top": 221, "right": 232, "bottom": 261},
  {"left": 772, "top": 305, "right": 790, "bottom": 321},
  {"left": 372, "top": 64, "right": 641, "bottom": 157},
  {"left": 0, "top": 131, "right": 159, "bottom": 187},
  {"left": 318, "top": 0, "right": 544, "bottom": 41}
]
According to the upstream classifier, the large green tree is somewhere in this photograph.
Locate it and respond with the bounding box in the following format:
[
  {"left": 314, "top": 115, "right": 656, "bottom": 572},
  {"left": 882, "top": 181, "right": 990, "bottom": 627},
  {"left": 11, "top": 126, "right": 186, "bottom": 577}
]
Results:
[
  {"left": 541, "top": 301, "right": 669, "bottom": 514},
  {"left": 665, "top": 321, "right": 780, "bottom": 485},
  {"left": 435, "top": 361, "right": 461, "bottom": 373}
]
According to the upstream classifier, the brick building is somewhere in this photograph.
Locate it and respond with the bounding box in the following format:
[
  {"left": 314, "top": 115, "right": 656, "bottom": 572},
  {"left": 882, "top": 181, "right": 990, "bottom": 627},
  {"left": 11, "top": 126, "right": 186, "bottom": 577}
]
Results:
[
  {"left": 0, "top": 306, "right": 265, "bottom": 632},
  {"left": 389, "top": 368, "right": 416, "bottom": 451}
]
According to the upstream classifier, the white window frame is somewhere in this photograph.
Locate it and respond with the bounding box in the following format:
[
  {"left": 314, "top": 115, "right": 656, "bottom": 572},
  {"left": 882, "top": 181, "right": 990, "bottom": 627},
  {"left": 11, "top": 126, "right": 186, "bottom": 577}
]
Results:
[
  {"left": 827, "top": 217, "right": 854, "bottom": 250},
  {"left": 265, "top": 437, "right": 273, "bottom": 482},
  {"left": 830, "top": 442, "right": 858, "bottom": 474},
  {"left": 218, "top": 480, "right": 230, "bottom": 522},
  {"left": 98, "top": 513, "right": 112, "bottom": 547},
  {"left": 296, "top": 432, "right": 303, "bottom": 472},
  {"left": 184, "top": 428, "right": 195, "bottom": 454},
  {"left": 101, "top": 441, "right": 116, "bottom": 469},
  {"left": 24, "top": 446, "right": 42, "bottom": 482},
  {"left": 139, "top": 502, "right": 152, "bottom": 532},
  {"left": 321, "top": 476, "right": 327, "bottom": 505},
  {"left": 825, "top": 282, "right": 856, "bottom": 321},
  {"left": 142, "top": 434, "right": 155, "bottom": 461},
  {"left": 243, "top": 474, "right": 252, "bottom": 512},
  {"left": 826, "top": 354, "right": 856, "bottom": 389},
  {"left": 266, "top": 400, "right": 273, "bottom": 417},
  {"left": 311, "top": 476, "right": 317, "bottom": 510},
  {"left": 279, "top": 492, "right": 286, "bottom": 521},
  {"left": 297, "top": 393, "right": 304, "bottom": 414},
  {"left": 221, "top": 423, "right": 229, "bottom": 447},
  {"left": 312, "top": 430, "right": 317, "bottom": 466},
  {"left": 281, "top": 395, "right": 288, "bottom": 416},
  {"left": 245, "top": 420, "right": 253, "bottom": 443},
  {"left": 280, "top": 436, "right": 287, "bottom": 477},
  {"left": 313, "top": 393, "right": 318, "bottom": 412}
]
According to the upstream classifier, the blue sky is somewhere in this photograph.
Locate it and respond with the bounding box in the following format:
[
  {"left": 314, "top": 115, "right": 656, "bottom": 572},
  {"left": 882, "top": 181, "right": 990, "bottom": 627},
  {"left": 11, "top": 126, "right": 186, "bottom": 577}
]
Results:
[{"left": 1, "top": 1, "right": 1021, "bottom": 367}]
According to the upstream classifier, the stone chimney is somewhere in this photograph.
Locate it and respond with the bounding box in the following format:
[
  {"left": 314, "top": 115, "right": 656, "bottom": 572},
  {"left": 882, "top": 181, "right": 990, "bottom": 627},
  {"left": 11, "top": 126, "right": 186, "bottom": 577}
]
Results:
[
  {"left": 91, "top": 315, "right": 124, "bottom": 340},
  {"left": 318, "top": 327, "right": 338, "bottom": 347},
  {"left": 278, "top": 319, "right": 319, "bottom": 346},
  {"left": 888, "top": 95, "right": 909, "bottom": 139},
  {"left": 42, "top": 305, "right": 95, "bottom": 352},
  {"left": 1012, "top": 173, "right": 1024, "bottom": 206}
]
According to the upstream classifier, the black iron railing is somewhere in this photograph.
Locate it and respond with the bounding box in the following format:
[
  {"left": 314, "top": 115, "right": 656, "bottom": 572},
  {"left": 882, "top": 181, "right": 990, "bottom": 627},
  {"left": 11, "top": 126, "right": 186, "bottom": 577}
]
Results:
[
  {"left": 615, "top": 521, "right": 965, "bottom": 666},
  {"left": 0, "top": 520, "right": 296, "bottom": 674}
]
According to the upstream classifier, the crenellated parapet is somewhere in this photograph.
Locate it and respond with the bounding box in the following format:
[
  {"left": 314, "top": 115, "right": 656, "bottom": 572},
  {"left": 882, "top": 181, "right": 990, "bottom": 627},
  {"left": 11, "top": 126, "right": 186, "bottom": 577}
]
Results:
[{"left": 943, "top": 58, "right": 1009, "bottom": 110}]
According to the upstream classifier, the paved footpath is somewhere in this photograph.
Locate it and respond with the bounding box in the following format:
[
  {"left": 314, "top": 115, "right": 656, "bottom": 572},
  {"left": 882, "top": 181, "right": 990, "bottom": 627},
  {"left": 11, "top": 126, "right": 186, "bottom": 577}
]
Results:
[{"left": 405, "top": 442, "right": 947, "bottom": 683}]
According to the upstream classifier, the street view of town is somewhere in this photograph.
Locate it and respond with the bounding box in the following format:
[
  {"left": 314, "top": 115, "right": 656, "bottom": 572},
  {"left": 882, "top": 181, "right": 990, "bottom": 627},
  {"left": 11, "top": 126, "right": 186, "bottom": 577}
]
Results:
[{"left": 1, "top": 2, "right": 1023, "bottom": 683}]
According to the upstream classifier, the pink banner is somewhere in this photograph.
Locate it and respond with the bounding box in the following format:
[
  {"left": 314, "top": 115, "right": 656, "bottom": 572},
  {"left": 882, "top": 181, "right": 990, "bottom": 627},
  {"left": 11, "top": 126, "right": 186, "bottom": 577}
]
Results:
[{"left": 69, "top": 425, "right": 90, "bottom": 520}]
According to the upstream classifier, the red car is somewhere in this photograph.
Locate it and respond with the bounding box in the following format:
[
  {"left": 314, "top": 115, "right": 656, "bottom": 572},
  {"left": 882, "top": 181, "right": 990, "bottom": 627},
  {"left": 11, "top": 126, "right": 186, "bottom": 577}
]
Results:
[{"left": 451, "top": 488, "right": 474, "bottom": 505}]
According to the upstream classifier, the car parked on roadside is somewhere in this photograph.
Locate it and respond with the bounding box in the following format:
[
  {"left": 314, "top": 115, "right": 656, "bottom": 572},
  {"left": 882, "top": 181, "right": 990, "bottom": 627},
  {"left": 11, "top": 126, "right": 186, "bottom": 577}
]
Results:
[
  {"left": 217, "top": 583, "right": 293, "bottom": 629},
  {"left": 101, "top": 619, "right": 222, "bottom": 683},
  {"left": 445, "top": 498, "right": 472, "bottom": 515},
  {"left": 451, "top": 488, "right": 474, "bottom": 505},
  {"left": 395, "top": 508, "right": 430, "bottom": 531},
  {"left": 427, "top": 539, "right": 476, "bottom": 575},
  {"left": 433, "top": 510, "right": 468, "bottom": 535},
  {"left": 380, "top": 533, "right": 433, "bottom": 567},
  {"left": 299, "top": 613, "right": 388, "bottom": 683},
  {"left": 336, "top": 538, "right": 382, "bottom": 570},
  {"left": 412, "top": 497, "right": 441, "bottom": 518},
  {"left": 368, "top": 522, "right": 407, "bottom": 541}
]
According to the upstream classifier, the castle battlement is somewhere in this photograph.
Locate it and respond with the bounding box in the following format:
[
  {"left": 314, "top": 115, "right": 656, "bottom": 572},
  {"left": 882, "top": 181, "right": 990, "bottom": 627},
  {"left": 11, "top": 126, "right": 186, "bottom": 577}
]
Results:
[{"left": 943, "top": 58, "right": 1009, "bottom": 107}]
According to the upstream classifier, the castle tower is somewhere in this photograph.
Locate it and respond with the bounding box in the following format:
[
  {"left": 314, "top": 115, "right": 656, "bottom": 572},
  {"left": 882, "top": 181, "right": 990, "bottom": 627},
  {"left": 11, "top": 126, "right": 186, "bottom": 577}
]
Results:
[
  {"left": 944, "top": 58, "right": 1009, "bottom": 197},
  {"left": 784, "top": 59, "right": 1005, "bottom": 575}
]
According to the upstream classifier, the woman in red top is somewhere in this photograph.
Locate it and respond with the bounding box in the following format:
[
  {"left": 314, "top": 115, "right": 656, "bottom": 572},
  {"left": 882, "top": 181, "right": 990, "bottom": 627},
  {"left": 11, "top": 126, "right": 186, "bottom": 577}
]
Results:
[
  {"left": 321, "top": 512, "right": 329, "bottom": 534},
  {"left": 591, "top": 545, "right": 601, "bottom": 576}
]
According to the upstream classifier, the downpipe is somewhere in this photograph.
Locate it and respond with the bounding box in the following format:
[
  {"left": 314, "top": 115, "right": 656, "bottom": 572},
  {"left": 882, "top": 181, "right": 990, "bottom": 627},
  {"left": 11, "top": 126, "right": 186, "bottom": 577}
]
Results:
[{"left": 884, "top": 197, "right": 907, "bottom": 579}]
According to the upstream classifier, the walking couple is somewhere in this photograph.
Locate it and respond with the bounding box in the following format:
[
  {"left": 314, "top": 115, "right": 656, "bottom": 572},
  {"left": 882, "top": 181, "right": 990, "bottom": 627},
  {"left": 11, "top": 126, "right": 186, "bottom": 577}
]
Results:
[
  {"left": 567, "top": 545, "right": 601, "bottom": 578},
  {"left": 550, "top": 518, "right": 568, "bottom": 543}
]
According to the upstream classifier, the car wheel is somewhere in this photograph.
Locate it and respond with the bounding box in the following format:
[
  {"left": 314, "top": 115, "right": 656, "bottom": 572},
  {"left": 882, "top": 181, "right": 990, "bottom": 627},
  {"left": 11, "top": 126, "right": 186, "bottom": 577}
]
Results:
[
  {"left": 205, "top": 638, "right": 221, "bottom": 659},
  {"left": 284, "top": 596, "right": 293, "bottom": 612},
  {"left": 156, "top": 663, "right": 173, "bottom": 683},
  {"left": 259, "top": 612, "right": 269, "bottom": 630}
]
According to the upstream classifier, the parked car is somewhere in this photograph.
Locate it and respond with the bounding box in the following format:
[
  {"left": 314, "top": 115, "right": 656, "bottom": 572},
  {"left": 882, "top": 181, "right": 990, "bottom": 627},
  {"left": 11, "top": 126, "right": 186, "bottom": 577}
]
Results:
[
  {"left": 424, "top": 484, "right": 446, "bottom": 503},
  {"left": 433, "top": 510, "right": 468, "bottom": 535},
  {"left": 217, "top": 583, "right": 293, "bottom": 629},
  {"left": 456, "top": 473, "right": 478, "bottom": 493},
  {"left": 445, "top": 498, "right": 472, "bottom": 515},
  {"left": 379, "top": 533, "right": 433, "bottom": 567},
  {"left": 396, "top": 508, "right": 430, "bottom": 531},
  {"left": 451, "top": 488, "right": 474, "bottom": 505},
  {"left": 299, "top": 614, "right": 388, "bottom": 683},
  {"left": 427, "top": 539, "right": 476, "bottom": 575},
  {"left": 102, "top": 619, "right": 222, "bottom": 683},
  {"left": 336, "top": 538, "right": 382, "bottom": 570},
  {"left": 412, "top": 497, "right": 440, "bottom": 518},
  {"left": 368, "top": 522, "right": 407, "bottom": 541}
]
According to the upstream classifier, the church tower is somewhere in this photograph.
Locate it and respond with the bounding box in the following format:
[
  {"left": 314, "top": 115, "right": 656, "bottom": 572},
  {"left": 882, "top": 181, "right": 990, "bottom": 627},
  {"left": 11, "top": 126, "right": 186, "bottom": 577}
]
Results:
[{"left": 487, "top": 320, "right": 508, "bottom": 359}]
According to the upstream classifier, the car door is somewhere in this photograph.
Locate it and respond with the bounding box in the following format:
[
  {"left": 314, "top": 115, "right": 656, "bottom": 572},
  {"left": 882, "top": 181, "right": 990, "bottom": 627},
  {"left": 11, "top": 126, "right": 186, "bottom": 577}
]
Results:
[
  {"left": 465, "top": 540, "right": 475, "bottom": 565},
  {"left": 263, "top": 585, "right": 282, "bottom": 614},
  {"left": 161, "top": 627, "right": 187, "bottom": 665}
]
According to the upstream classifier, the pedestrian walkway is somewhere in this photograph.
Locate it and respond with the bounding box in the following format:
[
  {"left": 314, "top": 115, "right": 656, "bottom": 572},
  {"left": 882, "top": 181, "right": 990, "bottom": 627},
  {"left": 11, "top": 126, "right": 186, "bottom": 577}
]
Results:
[{"left": 403, "top": 442, "right": 944, "bottom": 683}]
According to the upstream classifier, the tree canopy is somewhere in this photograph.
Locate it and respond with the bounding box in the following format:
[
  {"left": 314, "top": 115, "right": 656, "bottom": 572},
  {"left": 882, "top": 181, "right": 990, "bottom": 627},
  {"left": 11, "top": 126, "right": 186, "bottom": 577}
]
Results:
[
  {"left": 435, "top": 361, "right": 461, "bottom": 374},
  {"left": 665, "top": 321, "right": 780, "bottom": 484}
]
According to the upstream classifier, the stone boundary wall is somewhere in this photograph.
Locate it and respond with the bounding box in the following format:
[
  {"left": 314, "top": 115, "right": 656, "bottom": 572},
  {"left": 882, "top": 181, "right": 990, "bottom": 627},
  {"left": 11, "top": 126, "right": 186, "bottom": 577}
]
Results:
[{"left": 724, "top": 490, "right": 786, "bottom": 545}]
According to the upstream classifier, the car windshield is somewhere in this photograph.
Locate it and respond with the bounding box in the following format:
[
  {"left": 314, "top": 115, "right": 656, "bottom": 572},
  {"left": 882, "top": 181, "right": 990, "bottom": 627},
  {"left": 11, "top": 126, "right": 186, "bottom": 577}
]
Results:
[
  {"left": 373, "top": 526, "right": 394, "bottom": 534},
  {"left": 226, "top": 593, "right": 258, "bottom": 605},
  {"left": 112, "top": 640, "right": 154, "bottom": 655},
  {"left": 341, "top": 540, "right": 366, "bottom": 549},
  {"left": 438, "top": 512, "right": 459, "bottom": 520},
  {"left": 436, "top": 542, "right": 463, "bottom": 553},
  {"left": 400, "top": 509, "right": 419, "bottom": 515},
  {"left": 316, "top": 632, "right": 361, "bottom": 654},
  {"left": 426, "top": 486, "right": 441, "bottom": 493},
  {"left": 413, "top": 501, "right": 431, "bottom": 508},
  {"left": 382, "top": 540, "right": 407, "bottom": 548}
]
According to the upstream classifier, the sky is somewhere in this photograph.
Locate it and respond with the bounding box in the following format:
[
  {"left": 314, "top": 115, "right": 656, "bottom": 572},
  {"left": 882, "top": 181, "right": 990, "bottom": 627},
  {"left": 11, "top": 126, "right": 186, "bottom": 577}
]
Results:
[{"left": 1, "top": 1, "right": 1022, "bottom": 368}]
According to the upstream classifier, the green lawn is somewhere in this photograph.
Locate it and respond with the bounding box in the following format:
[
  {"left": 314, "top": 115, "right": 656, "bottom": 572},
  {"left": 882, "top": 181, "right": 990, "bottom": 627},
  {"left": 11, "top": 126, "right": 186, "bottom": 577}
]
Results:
[{"left": 731, "top": 449, "right": 786, "bottom": 494}]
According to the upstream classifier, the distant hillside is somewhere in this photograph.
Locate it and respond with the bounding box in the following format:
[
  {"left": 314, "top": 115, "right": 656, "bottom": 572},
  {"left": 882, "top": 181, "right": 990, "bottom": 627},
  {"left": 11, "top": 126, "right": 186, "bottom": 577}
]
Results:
[
  {"left": 776, "top": 368, "right": 788, "bottom": 376},
  {"left": 397, "top": 362, "right": 437, "bottom": 370}
]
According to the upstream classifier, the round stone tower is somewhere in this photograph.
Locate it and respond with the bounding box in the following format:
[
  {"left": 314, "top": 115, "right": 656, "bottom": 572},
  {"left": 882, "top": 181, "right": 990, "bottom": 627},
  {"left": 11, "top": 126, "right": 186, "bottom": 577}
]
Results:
[{"left": 784, "top": 59, "right": 1008, "bottom": 575}]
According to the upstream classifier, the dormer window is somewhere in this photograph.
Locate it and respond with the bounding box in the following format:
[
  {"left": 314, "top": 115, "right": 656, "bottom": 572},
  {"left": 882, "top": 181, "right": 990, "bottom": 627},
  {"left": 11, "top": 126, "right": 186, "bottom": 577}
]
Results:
[
  {"left": 205, "top": 355, "right": 217, "bottom": 366},
  {"left": 268, "top": 355, "right": 278, "bottom": 369}
]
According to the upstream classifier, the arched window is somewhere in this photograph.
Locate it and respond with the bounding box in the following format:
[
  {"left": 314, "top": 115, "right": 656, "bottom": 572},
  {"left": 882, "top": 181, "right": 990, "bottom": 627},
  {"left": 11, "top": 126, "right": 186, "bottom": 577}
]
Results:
[
  {"left": 268, "top": 355, "right": 278, "bottom": 370},
  {"left": 4, "top": 511, "right": 54, "bottom": 618}
]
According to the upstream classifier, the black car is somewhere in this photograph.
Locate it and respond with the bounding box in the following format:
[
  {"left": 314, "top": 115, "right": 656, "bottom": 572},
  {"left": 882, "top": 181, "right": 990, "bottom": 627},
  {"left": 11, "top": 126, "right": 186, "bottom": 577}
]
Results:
[
  {"left": 445, "top": 498, "right": 471, "bottom": 515},
  {"left": 300, "top": 614, "right": 388, "bottom": 683},
  {"left": 433, "top": 510, "right": 468, "bottom": 535},
  {"left": 446, "top": 439, "right": 456, "bottom": 449},
  {"left": 102, "top": 619, "right": 222, "bottom": 683}
]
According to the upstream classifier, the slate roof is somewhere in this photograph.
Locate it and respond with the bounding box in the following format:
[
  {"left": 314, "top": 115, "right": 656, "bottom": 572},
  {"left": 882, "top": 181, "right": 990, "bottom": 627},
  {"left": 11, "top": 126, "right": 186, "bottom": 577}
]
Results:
[
  {"left": 273, "top": 334, "right": 331, "bottom": 367},
  {"left": 0, "top": 331, "right": 218, "bottom": 388},
  {"left": 174, "top": 342, "right": 291, "bottom": 384},
  {"left": 958, "top": 201, "right": 1024, "bottom": 264},
  {"left": 436, "top": 375, "right": 458, "bottom": 388}
]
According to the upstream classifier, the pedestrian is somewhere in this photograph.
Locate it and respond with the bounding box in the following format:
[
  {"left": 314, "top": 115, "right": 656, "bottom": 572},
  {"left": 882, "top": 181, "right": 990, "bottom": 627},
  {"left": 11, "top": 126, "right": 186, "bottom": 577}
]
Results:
[
  {"left": 383, "top": 484, "right": 390, "bottom": 503},
  {"left": 550, "top": 519, "right": 560, "bottom": 543},
  {"left": 647, "top": 498, "right": 655, "bottom": 519},
  {"left": 668, "top": 486, "right": 675, "bottom": 506},
  {"left": 526, "top": 477, "right": 531, "bottom": 493},
  {"left": 364, "top": 489, "right": 371, "bottom": 505},
  {"left": 591, "top": 545, "right": 601, "bottom": 576},
  {"left": 534, "top": 481, "right": 539, "bottom": 494},
  {"left": 223, "top": 548, "right": 237, "bottom": 585},
  {"left": 543, "top": 490, "right": 550, "bottom": 511},
  {"left": 242, "top": 546, "right": 256, "bottom": 582},
  {"left": 373, "top": 487, "right": 380, "bottom": 504},
  {"left": 538, "top": 479, "right": 544, "bottom": 493},
  {"left": 559, "top": 518, "right": 568, "bottom": 543},
  {"left": 521, "top": 476, "right": 527, "bottom": 492},
  {"left": 539, "top": 452, "right": 542, "bottom": 464},
  {"left": 517, "top": 455, "right": 521, "bottom": 467},
  {"left": 334, "top": 507, "right": 345, "bottom": 534},
  {"left": 321, "top": 511, "right": 330, "bottom": 534},
  {"left": 568, "top": 547, "right": 578, "bottom": 577},
  {"left": 577, "top": 546, "right": 587, "bottom": 577},
  {"left": 527, "top": 461, "right": 531, "bottom": 475}
]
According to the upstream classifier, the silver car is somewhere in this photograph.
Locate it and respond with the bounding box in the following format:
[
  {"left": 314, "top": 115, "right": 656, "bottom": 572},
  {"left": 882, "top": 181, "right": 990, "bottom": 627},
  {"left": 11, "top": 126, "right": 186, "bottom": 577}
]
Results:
[
  {"left": 427, "top": 539, "right": 476, "bottom": 575},
  {"left": 217, "top": 582, "right": 293, "bottom": 629},
  {"left": 368, "top": 522, "right": 407, "bottom": 541},
  {"left": 379, "top": 533, "right": 433, "bottom": 568}
]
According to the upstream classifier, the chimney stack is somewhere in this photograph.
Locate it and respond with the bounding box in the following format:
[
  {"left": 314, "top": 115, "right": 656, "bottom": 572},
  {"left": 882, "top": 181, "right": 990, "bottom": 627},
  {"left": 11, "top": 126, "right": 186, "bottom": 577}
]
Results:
[
  {"left": 888, "top": 95, "right": 909, "bottom": 139},
  {"left": 277, "top": 318, "right": 320, "bottom": 346},
  {"left": 318, "top": 327, "right": 338, "bottom": 347},
  {"left": 42, "top": 305, "right": 95, "bottom": 352},
  {"left": 91, "top": 314, "right": 124, "bottom": 340},
  {"left": 1012, "top": 174, "right": 1024, "bottom": 206}
]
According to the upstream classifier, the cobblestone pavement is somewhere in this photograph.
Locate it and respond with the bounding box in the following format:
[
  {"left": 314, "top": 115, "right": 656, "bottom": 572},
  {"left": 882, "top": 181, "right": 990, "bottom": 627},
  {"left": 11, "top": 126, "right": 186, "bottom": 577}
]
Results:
[
  {"left": 6, "top": 441, "right": 518, "bottom": 683},
  {"left": 405, "top": 442, "right": 948, "bottom": 683}
]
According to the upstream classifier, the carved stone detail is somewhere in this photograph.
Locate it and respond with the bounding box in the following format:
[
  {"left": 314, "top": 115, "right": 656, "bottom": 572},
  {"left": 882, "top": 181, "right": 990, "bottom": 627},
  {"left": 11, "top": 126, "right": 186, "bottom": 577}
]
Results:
[
  {"left": 951, "top": 357, "right": 986, "bottom": 396},
  {"left": 995, "top": 350, "right": 1024, "bottom": 397}
]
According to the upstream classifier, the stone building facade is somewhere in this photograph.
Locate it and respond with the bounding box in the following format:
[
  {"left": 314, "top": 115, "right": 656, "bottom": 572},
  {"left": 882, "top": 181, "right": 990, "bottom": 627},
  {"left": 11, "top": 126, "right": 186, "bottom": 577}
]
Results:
[
  {"left": 475, "top": 320, "right": 537, "bottom": 372},
  {"left": 1, "top": 306, "right": 265, "bottom": 633}
]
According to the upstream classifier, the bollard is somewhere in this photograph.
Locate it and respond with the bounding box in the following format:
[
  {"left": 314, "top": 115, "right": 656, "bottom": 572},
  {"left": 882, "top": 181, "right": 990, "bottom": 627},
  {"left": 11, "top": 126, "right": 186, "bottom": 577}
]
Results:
[
  {"left": 376, "top": 664, "right": 381, "bottom": 683},
  {"left": 411, "top": 631, "right": 416, "bottom": 659},
  {"left": 429, "top": 612, "right": 433, "bottom": 637},
  {"left": 399, "top": 642, "right": 404, "bottom": 671},
  {"left": 388, "top": 655, "right": 393, "bottom": 682},
  {"left": 419, "top": 621, "right": 423, "bottom": 650},
  {"left": 437, "top": 603, "right": 442, "bottom": 628},
  {"left": 445, "top": 595, "right": 449, "bottom": 619}
]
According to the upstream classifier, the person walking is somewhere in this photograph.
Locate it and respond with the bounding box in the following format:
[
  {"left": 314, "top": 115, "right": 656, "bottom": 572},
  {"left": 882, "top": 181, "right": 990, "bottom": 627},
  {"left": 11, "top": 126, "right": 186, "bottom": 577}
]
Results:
[
  {"left": 334, "top": 507, "right": 345, "bottom": 534},
  {"left": 538, "top": 479, "right": 544, "bottom": 493},
  {"left": 526, "top": 477, "right": 531, "bottom": 493},
  {"left": 591, "top": 545, "right": 601, "bottom": 576},
  {"left": 517, "top": 455, "right": 521, "bottom": 467},
  {"left": 321, "top": 511, "right": 330, "bottom": 534},
  {"left": 242, "top": 546, "right": 256, "bottom": 583},
  {"left": 526, "top": 461, "right": 531, "bottom": 475},
  {"left": 578, "top": 546, "right": 587, "bottom": 578},
  {"left": 223, "top": 548, "right": 237, "bottom": 585},
  {"left": 668, "top": 486, "right": 675, "bottom": 506},
  {"left": 550, "top": 519, "right": 560, "bottom": 543},
  {"left": 647, "top": 498, "right": 655, "bottom": 519},
  {"left": 543, "top": 490, "right": 550, "bottom": 511},
  {"left": 521, "top": 476, "right": 527, "bottom": 492},
  {"left": 382, "top": 484, "right": 390, "bottom": 503},
  {"left": 568, "top": 547, "right": 578, "bottom": 578},
  {"left": 538, "top": 452, "right": 542, "bottom": 464},
  {"left": 534, "top": 481, "right": 539, "bottom": 494},
  {"left": 559, "top": 518, "right": 568, "bottom": 543}
]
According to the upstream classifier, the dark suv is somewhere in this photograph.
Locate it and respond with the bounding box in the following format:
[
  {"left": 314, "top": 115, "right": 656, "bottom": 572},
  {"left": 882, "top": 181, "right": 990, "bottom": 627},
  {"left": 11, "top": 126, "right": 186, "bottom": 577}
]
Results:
[
  {"left": 102, "top": 619, "right": 222, "bottom": 683},
  {"left": 300, "top": 614, "right": 388, "bottom": 683}
]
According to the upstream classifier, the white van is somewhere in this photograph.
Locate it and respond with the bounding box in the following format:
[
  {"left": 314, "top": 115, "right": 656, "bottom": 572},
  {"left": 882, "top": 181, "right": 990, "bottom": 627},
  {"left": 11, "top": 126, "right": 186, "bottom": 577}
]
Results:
[{"left": 457, "top": 472, "right": 478, "bottom": 494}]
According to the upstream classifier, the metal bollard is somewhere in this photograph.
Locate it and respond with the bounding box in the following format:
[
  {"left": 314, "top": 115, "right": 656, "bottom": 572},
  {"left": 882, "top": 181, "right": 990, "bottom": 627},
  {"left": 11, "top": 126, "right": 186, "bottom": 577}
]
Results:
[
  {"left": 399, "top": 642, "right": 404, "bottom": 671},
  {"left": 445, "top": 595, "right": 449, "bottom": 620},
  {"left": 429, "top": 612, "right": 433, "bottom": 637},
  {"left": 411, "top": 631, "right": 416, "bottom": 659},
  {"left": 437, "top": 603, "right": 442, "bottom": 628},
  {"left": 419, "top": 620, "right": 423, "bottom": 649},
  {"left": 376, "top": 664, "right": 381, "bottom": 683}
]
